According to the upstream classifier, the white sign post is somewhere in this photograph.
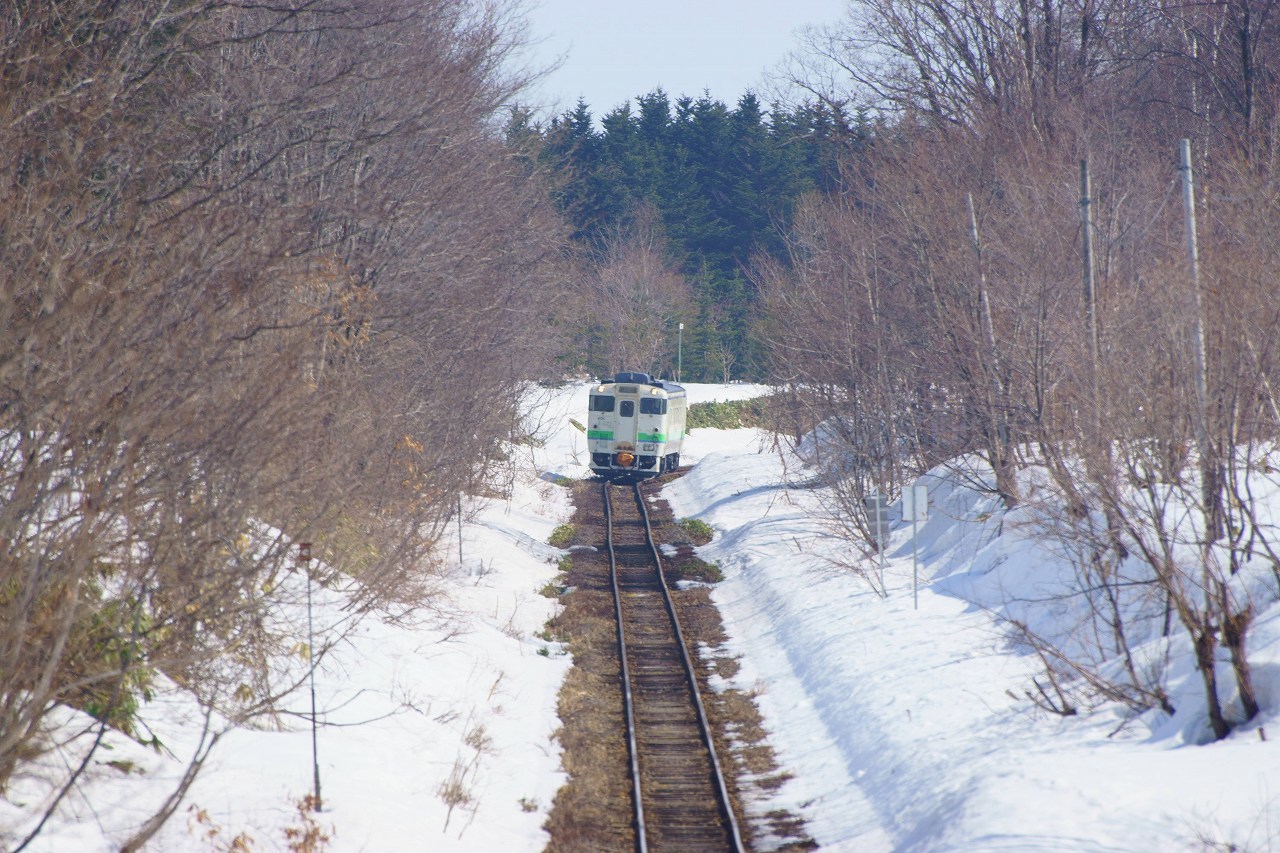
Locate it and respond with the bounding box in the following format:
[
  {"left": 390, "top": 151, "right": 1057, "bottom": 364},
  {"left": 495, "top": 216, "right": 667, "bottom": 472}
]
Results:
[
  {"left": 863, "top": 492, "right": 891, "bottom": 597},
  {"left": 901, "top": 484, "right": 928, "bottom": 609}
]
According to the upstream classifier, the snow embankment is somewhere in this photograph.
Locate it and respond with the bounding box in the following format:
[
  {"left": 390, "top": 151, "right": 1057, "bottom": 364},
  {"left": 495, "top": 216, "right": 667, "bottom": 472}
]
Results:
[
  {"left": 665, "top": 432, "right": 1280, "bottom": 852},
  {"left": 7, "top": 469, "right": 573, "bottom": 853}
]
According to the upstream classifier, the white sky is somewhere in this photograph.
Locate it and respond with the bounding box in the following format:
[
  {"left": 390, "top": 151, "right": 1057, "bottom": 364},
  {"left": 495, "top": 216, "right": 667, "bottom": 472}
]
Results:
[{"left": 519, "top": 0, "right": 847, "bottom": 118}]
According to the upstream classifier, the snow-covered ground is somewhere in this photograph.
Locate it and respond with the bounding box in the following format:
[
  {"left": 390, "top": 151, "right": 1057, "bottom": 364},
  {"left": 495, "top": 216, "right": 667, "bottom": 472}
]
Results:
[
  {"left": 666, "top": 436, "right": 1280, "bottom": 851},
  {"left": 8, "top": 381, "right": 1280, "bottom": 851}
]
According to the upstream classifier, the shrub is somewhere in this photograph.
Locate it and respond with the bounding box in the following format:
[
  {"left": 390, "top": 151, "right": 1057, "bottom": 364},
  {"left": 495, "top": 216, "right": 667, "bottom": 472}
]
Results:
[
  {"left": 677, "top": 518, "right": 714, "bottom": 545},
  {"left": 671, "top": 557, "right": 724, "bottom": 584},
  {"left": 686, "top": 397, "right": 770, "bottom": 430},
  {"left": 539, "top": 565, "right": 570, "bottom": 598},
  {"left": 548, "top": 524, "right": 576, "bottom": 548},
  {"left": 62, "top": 591, "right": 156, "bottom": 739}
]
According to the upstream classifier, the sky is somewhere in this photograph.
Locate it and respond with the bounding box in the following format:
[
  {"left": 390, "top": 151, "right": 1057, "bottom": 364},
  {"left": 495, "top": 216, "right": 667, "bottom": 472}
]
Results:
[{"left": 519, "top": 0, "right": 848, "bottom": 118}]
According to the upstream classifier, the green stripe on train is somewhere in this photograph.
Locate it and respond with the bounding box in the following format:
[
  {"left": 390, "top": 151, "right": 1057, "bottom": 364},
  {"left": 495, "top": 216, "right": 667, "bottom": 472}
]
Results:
[
  {"left": 637, "top": 432, "right": 666, "bottom": 442},
  {"left": 587, "top": 430, "right": 614, "bottom": 440}
]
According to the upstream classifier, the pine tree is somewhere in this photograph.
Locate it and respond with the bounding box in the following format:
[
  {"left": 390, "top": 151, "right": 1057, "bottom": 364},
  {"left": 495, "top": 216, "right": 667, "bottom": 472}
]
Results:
[{"left": 518, "top": 87, "right": 873, "bottom": 379}]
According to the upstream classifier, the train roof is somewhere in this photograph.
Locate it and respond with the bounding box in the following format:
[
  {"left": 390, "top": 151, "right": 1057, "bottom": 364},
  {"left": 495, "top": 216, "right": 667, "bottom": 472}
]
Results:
[{"left": 596, "top": 371, "right": 685, "bottom": 395}]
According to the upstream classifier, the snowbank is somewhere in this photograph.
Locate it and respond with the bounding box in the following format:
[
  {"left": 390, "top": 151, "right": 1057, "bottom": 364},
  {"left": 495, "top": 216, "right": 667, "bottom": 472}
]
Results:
[{"left": 667, "top": 431, "right": 1280, "bottom": 852}]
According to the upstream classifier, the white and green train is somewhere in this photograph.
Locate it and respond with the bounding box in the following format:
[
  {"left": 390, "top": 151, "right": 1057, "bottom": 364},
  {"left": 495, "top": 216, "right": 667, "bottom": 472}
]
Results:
[{"left": 587, "top": 371, "right": 688, "bottom": 479}]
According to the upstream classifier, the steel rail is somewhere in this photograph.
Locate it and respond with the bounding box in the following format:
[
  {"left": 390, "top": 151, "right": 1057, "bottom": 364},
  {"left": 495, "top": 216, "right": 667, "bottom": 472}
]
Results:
[
  {"left": 630, "top": 481, "right": 745, "bottom": 853},
  {"left": 604, "top": 481, "right": 649, "bottom": 852},
  {"left": 604, "top": 479, "right": 745, "bottom": 853}
]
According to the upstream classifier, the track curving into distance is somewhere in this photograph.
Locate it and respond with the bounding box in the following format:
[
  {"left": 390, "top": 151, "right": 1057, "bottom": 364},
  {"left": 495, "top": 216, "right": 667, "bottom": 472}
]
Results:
[{"left": 603, "top": 479, "right": 745, "bottom": 853}]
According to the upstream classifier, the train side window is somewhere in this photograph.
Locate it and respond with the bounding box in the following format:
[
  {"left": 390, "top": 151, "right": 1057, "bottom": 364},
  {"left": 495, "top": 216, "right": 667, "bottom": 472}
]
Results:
[
  {"left": 619, "top": 400, "right": 635, "bottom": 417},
  {"left": 640, "top": 398, "right": 667, "bottom": 415},
  {"left": 590, "top": 395, "right": 615, "bottom": 412}
]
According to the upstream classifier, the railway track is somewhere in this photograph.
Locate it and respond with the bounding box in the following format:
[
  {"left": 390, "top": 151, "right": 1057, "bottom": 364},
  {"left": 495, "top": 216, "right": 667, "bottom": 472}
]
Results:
[{"left": 603, "top": 479, "right": 745, "bottom": 853}]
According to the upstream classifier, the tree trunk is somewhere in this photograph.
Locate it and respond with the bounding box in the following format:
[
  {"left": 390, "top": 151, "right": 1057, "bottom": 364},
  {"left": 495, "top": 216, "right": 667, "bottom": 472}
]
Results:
[
  {"left": 1193, "top": 625, "right": 1231, "bottom": 740},
  {"left": 1221, "top": 590, "right": 1261, "bottom": 723}
]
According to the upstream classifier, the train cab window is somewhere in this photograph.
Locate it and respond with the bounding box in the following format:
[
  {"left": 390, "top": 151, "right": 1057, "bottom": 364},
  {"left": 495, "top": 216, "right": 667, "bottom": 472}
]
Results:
[
  {"left": 640, "top": 398, "right": 667, "bottom": 415},
  {"left": 619, "top": 400, "right": 635, "bottom": 417},
  {"left": 589, "top": 395, "right": 615, "bottom": 412}
]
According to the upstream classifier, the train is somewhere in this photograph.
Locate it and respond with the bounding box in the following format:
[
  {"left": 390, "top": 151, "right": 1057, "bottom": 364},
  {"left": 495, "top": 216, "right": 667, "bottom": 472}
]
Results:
[{"left": 587, "top": 371, "right": 688, "bottom": 479}]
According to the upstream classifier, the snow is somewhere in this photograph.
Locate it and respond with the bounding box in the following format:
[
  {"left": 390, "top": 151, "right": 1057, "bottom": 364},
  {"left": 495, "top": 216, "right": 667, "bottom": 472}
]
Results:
[
  {"left": 8, "top": 381, "right": 1280, "bottom": 851},
  {"left": 5, "top": 438, "right": 576, "bottom": 851},
  {"left": 664, "top": 425, "right": 1280, "bottom": 852}
]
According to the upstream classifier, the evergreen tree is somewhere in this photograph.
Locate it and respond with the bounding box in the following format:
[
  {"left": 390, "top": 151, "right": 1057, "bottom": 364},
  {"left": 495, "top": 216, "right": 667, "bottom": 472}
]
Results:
[
  {"left": 519, "top": 87, "right": 871, "bottom": 379},
  {"left": 503, "top": 106, "right": 544, "bottom": 175},
  {"left": 541, "top": 100, "right": 607, "bottom": 243}
]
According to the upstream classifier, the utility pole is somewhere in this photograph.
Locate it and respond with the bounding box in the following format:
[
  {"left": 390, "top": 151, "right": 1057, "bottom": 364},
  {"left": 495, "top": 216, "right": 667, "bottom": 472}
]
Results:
[
  {"left": 1080, "top": 158, "right": 1101, "bottom": 439},
  {"left": 967, "top": 193, "right": 1015, "bottom": 506},
  {"left": 1178, "top": 138, "right": 1220, "bottom": 544},
  {"left": 1178, "top": 141, "right": 1209, "bottom": 442},
  {"left": 298, "top": 542, "right": 322, "bottom": 811},
  {"left": 677, "top": 322, "right": 684, "bottom": 383}
]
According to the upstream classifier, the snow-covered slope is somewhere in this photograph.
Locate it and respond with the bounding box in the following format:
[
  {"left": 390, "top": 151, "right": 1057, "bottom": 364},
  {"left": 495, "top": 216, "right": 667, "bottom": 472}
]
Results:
[
  {"left": 666, "top": 432, "right": 1280, "bottom": 852},
  {"left": 9, "top": 381, "right": 1280, "bottom": 852}
]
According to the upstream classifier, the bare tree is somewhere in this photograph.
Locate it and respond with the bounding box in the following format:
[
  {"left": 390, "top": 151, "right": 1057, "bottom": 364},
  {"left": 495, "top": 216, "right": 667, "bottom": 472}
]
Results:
[
  {"left": 0, "top": 0, "right": 564, "bottom": 843},
  {"left": 772, "top": 0, "right": 1280, "bottom": 739},
  {"left": 584, "top": 203, "right": 691, "bottom": 376},
  {"left": 792, "top": 0, "right": 1147, "bottom": 129},
  {"left": 755, "top": 181, "right": 923, "bottom": 555}
]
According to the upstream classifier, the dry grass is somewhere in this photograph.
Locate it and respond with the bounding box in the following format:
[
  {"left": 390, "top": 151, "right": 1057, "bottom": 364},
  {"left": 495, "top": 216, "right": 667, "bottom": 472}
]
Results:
[{"left": 542, "top": 481, "right": 635, "bottom": 851}]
